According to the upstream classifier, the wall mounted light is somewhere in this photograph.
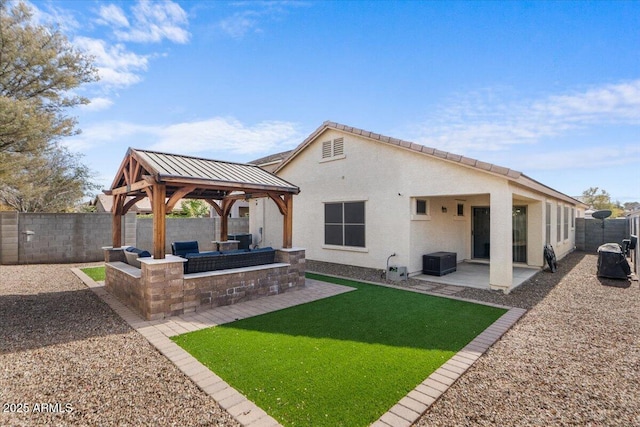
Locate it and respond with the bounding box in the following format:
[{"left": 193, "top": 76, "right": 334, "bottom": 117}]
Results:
[{"left": 23, "top": 230, "right": 35, "bottom": 242}]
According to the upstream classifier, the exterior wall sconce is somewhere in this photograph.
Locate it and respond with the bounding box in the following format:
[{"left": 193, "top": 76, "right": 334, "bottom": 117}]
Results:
[
  {"left": 23, "top": 230, "right": 35, "bottom": 242},
  {"left": 441, "top": 206, "right": 447, "bottom": 213}
]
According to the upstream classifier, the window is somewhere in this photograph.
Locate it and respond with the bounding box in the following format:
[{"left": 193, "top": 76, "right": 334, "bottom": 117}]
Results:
[
  {"left": 457, "top": 203, "right": 464, "bottom": 217},
  {"left": 321, "top": 138, "right": 345, "bottom": 160},
  {"left": 545, "top": 203, "right": 551, "bottom": 245},
  {"left": 564, "top": 206, "right": 569, "bottom": 240},
  {"left": 556, "top": 205, "right": 561, "bottom": 243},
  {"left": 416, "top": 199, "right": 427, "bottom": 215},
  {"left": 571, "top": 208, "right": 575, "bottom": 228},
  {"left": 324, "top": 201, "right": 365, "bottom": 247}
]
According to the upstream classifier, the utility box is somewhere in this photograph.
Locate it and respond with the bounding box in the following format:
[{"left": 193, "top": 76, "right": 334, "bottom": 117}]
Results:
[
  {"left": 386, "top": 265, "right": 407, "bottom": 282},
  {"left": 423, "top": 252, "right": 457, "bottom": 276}
]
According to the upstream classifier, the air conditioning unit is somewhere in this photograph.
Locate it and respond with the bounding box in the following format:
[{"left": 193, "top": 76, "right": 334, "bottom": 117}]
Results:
[{"left": 386, "top": 265, "right": 407, "bottom": 282}]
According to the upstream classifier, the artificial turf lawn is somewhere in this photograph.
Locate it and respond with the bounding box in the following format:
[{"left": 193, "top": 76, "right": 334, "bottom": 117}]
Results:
[
  {"left": 172, "top": 273, "right": 506, "bottom": 426},
  {"left": 80, "top": 266, "right": 105, "bottom": 282}
]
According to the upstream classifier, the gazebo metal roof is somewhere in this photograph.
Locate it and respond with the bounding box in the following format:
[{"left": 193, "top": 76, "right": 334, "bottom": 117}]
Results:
[{"left": 106, "top": 148, "right": 299, "bottom": 259}]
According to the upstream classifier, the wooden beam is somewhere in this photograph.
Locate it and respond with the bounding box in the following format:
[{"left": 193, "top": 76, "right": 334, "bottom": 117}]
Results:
[
  {"left": 152, "top": 184, "right": 166, "bottom": 259},
  {"left": 159, "top": 175, "right": 299, "bottom": 195},
  {"left": 283, "top": 193, "right": 293, "bottom": 248},
  {"left": 143, "top": 187, "right": 153, "bottom": 206},
  {"left": 224, "top": 192, "right": 269, "bottom": 201},
  {"left": 205, "top": 199, "right": 223, "bottom": 217},
  {"left": 122, "top": 195, "right": 145, "bottom": 215},
  {"left": 166, "top": 185, "right": 196, "bottom": 212},
  {"left": 267, "top": 193, "right": 287, "bottom": 216},
  {"left": 110, "top": 179, "right": 154, "bottom": 195},
  {"left": 112, "top": 194, "right": 124, "bottom": 248}
]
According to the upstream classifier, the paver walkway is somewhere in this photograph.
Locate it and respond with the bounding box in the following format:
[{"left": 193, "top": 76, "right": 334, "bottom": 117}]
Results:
[{"left": 73, "top": 269, "right": 525, "bottom": 427}]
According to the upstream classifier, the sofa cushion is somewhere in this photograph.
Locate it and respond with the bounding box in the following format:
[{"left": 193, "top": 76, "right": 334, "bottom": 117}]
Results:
[
  {"left": 250, "top": 246, "right": 274, "bottom": 253},
  {"left": 184, "top": 251, "right": 220, "bottom": 258},
  {"left": 172, "top": 241, "right": 199, "bottom": 257},
  {"left": 221, "top": 248, "right": 250, "bottom": 255}
]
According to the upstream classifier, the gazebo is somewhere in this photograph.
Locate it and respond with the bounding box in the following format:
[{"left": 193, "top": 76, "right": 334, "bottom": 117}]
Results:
[{"left": 102, "top": 148, "right": 305, "bottom": 320}]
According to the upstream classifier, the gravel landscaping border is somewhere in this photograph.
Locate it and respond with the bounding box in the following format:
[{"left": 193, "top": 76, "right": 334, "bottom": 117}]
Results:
[{"left": 0, "top": 263, "right": 239, "bottom": 427}]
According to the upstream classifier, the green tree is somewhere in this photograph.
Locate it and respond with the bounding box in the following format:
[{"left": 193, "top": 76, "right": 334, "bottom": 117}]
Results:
[
  {"left": 180, "top": 199, "right": 210, "bottom": 218},
  {"left": 581, "top": 187, "right": 624, "bottom": 217},
  {"left": 0, "top": 0, "right": 99, "bottom": 211},
  {"left": 0, "top": 145, "right": 100, "bottom": 212}
]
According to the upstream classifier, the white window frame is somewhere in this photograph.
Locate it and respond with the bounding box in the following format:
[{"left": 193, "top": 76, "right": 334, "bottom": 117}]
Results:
[{"left": 411, "top": 198, "right": 431, "bottom": 221}]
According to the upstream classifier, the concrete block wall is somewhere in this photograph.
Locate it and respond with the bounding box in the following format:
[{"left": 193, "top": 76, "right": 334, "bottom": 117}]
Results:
[
  {"left": 0, "top": 212, "right": 247, "bottom": 265},
  {"left": 576, "top": 218, "right": 628, "bottom": 252},
  {"left": 0, "top": 212, "right": 19, "bottom": 264},
  {"left": 16, "top": 213, "right": 117, "bottom": 264}
]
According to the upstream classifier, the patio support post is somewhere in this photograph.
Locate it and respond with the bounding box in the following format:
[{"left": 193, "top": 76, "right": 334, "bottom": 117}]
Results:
[
  {"left": 112, "top": 194, "right": 124, "bottom": 248},
  {"left": 283, "top": 193, "right": 293, "bottom": 248},
  {"left": 489, "top": 188, "right": 513, "bottom": 293},
  {"left": 152, "top": 183, "right": 166, "bottom": 259}
]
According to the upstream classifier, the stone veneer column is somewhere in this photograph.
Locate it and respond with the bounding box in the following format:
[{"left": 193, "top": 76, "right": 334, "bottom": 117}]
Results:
[
  {"left": 103, "top": 246, "right": 127, "bottom": 263},
  {"left": 139, "top": 256, "right": 187, "bottom": 320},
  {"left": 275, "top": 247, "right": 306, "bottom": 288},
  {"left": 213, "top": 240, "right": 239, "bottom": 251}
]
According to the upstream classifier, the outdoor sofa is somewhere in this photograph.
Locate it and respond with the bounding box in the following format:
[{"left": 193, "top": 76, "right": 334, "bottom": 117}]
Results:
[
  {"left": 123, "top": 246, "right": 151, "bottom": 268},
  {"left": 171, "top": 240, "right": 276, "bottom": 274}
]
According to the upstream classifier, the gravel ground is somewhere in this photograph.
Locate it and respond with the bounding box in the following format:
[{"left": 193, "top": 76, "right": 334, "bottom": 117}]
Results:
[
  {"left": 415, "top": 252, "right": 640, "bottom": 426},
  {"left": 1, "top": 252, "right": 637, "bottom": 426},
  {"left": 0, "top": 263, "right": 239, "bottom": 427}
]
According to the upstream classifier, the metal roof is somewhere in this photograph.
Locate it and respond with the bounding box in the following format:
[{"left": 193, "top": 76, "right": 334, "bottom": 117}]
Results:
[{"left": 112, "top": 148, "right": 299, "bottom": 195}]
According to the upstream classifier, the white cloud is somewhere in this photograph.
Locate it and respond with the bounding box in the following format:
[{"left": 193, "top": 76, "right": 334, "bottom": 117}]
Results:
[
  {"left": 80, "top": 97, "right": 114, "bottom": 112},
  {"left": 219, "top": 11, "right": 261, "bottom": 39},
  {"left": 106, "top": 0, "right": 190, "bottom": 44},
  {"left": 149, "top": 118, "right": 301, "bottom": 156},
  {"left": 415, "top": 80, "right": 640, "bottom": 154},
  {"left": 66, "top": 117, "right": 301, "bottom": 158},
  {"left": 489, "top": 143, "right": 640, "bottom": 172},
  {"left": 97, "top": 4, "right": 129, "bottom": 28},
  {"left": 216, "top": 2, "right": 308, "bottom": 39},
  {"left": 26, "top": 0, "right": 81, "bottom": 32},
  {"left": 74, "top": 37, "right": 148, "bottom": 88}
]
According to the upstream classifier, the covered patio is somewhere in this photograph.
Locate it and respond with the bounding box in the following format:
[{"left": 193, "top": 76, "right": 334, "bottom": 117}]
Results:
[
  {"left": 103, "top": 148, "right": 305, "bottom": 320},
  {"left": 414, "top": 262, "right": 540, "bottom": 290}
]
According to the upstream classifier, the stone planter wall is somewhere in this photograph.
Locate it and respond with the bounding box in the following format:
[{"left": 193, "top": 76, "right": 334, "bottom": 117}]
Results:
[{"left": 104, "top": 248, "right": 306, "bottom": 320}]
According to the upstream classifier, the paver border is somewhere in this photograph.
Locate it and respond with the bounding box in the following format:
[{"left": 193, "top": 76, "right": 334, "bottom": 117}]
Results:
[{"left": 72, "top": 267, "right": 526, "bottom": 427}]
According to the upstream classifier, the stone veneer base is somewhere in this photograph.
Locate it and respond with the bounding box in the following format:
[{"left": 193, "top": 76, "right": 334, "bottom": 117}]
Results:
[{"left": 104, "top": 248, "right": 305, "bottom": 320}]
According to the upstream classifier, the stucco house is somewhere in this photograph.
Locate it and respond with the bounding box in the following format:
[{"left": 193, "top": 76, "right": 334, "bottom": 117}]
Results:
[{"left": 250, "top": 121, "right": 585, "bottom": 293}]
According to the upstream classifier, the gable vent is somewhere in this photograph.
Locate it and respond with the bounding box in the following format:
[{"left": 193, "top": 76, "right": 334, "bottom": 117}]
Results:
[
  {"left": 322, "top": 141, "right": 332, "bottom": 158},
  {"left": 333, "top": 138, "right": 344, "bottom": 156}
]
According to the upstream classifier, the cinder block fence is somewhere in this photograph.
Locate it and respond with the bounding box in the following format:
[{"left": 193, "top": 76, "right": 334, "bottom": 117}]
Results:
[{"left": 0, "top": 212, "right": 248, "bottom": 265}]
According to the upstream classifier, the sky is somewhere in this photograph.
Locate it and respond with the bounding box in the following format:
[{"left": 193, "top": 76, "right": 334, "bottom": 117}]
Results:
[{"left": 27, "top": 0, "right": 640, "bottom": 204}]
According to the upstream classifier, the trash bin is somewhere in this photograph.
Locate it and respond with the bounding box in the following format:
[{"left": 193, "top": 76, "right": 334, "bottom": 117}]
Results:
[{"left": 597, "top": 243, "right": 631, "bottom": 279}]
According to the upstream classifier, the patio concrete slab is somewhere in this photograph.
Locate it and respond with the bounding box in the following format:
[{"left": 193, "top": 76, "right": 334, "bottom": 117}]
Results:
[
  {"left": 413, "top": 261, "right": 539, "bottom": 290},
  {"left": 73, "top": 267, "right": 526, "bottom": 427}
]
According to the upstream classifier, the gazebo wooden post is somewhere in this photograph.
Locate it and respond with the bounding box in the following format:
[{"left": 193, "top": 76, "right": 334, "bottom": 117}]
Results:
[
  {"left": 152, "top": 183, "right": 166, "bottom": 259},
  {"left": 112, "top": 194, "right": 123, "bottom": 248},
  {"left": 283, "top": 193, "right": 293, "bottom": 248}
]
